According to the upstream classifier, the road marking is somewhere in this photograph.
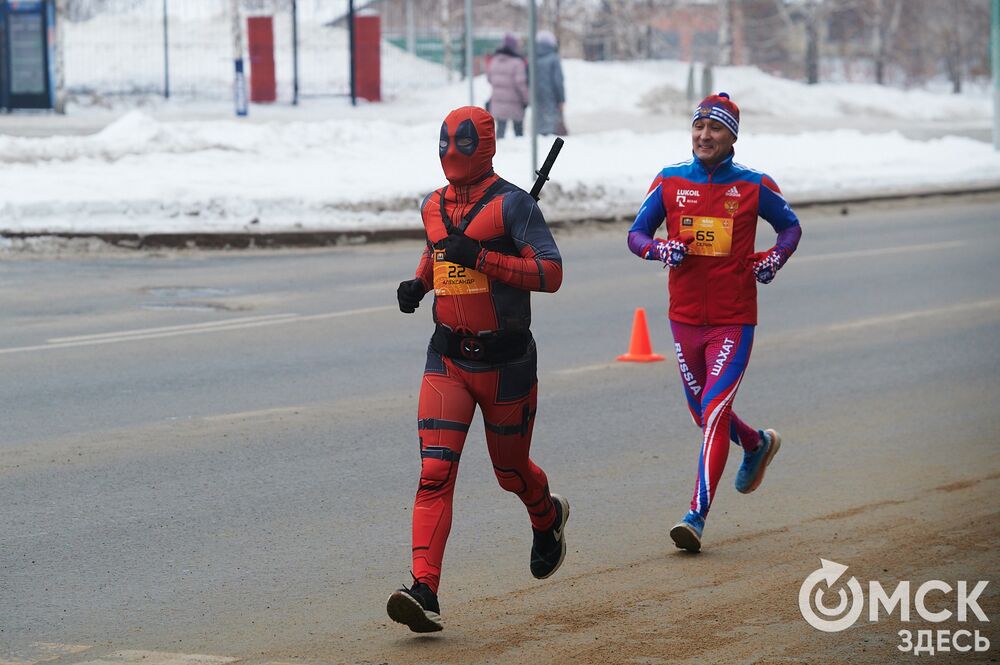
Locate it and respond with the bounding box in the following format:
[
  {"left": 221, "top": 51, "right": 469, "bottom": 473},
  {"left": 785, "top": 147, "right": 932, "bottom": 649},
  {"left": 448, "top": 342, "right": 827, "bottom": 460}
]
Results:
[
  {"left": 0, "top": 305, "right": 396, "bottom": 356},
  {"left": 0, "top": 242, "right": 975, "bottom": 358},
  {"left": 814, "top": 297, "right": 1000, "bottom": 333},
  {"left": 794, "top": 240, "right": 965, "bottom": 263},
  {"left": 551, "top": 297, "right": 1000, "bottom": 376},
  {"left": 289, "top": 305, "right": 396, "bottom": 323},
  {"left": 201, "top": 404, "right": 307, "bottom": 422},
  {"left": 554, "top": 361, "right": 624, "bottom": 375},
  {"left": 48, "top": 313, "right": 298, "bottom": 343}
]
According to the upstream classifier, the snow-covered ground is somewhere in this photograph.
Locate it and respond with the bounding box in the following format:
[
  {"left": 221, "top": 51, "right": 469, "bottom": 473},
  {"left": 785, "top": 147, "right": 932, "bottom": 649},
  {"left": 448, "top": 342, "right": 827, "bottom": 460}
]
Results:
[{"left": 1, "top": 57, "right": 998, "bottom": 235}]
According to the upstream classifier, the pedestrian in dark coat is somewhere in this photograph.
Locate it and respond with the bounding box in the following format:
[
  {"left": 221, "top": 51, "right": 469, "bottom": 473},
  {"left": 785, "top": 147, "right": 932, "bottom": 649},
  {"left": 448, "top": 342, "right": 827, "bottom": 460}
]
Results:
[
  {"left": 534, "top": 30, "right": 565, "bottom": 136},
  {"left": 486, "top": 33, "right": 529, "bottom": 138}
]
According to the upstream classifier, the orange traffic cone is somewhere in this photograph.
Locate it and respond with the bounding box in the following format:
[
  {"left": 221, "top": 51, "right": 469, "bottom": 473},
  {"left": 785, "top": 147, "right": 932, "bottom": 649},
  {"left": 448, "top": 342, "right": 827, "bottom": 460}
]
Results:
[{"left": 617, "top": 307, "right": 665, "bottom": 362}]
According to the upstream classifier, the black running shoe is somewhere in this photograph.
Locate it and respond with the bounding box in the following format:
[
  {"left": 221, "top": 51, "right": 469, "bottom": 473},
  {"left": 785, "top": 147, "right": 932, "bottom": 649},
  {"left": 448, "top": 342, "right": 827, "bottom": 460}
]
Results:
[
  {"left": 530, "top": 493, "right": 570, "bottom": 579},
  {"left": 386, "top": 581, "right": 443, "bottom": 633}
]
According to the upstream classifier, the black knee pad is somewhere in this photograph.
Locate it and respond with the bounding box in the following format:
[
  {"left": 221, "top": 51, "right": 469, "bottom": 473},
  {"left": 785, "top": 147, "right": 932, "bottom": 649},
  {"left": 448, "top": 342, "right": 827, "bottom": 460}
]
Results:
[{"left": 419, "top": 447, "right": 460, "bottom": 492}]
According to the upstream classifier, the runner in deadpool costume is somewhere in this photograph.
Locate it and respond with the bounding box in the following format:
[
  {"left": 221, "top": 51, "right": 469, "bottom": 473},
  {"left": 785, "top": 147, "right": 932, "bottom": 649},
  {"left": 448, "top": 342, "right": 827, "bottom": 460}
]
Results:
[{"left": 386, "top": 106, "right": 569, "bottom": 633}]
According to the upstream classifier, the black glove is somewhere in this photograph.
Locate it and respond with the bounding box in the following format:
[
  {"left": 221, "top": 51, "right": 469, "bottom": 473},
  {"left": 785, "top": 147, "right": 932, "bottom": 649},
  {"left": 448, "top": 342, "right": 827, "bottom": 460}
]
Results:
[
  {"left": 397, "top": 279, "right": 426, "bottom": 313},
  {"left": 436, "top": 229, "right": 482, "bottom": 268}
]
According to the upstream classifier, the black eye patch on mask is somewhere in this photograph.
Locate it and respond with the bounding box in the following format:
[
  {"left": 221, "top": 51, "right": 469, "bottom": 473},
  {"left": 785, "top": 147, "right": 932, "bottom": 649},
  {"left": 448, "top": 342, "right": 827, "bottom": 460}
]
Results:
[
  {"left": 454, "top": 119, "right": 480, "bottom": 156},
  {"left": 439, "top": 122, "right": 450, "bottom": 158}
]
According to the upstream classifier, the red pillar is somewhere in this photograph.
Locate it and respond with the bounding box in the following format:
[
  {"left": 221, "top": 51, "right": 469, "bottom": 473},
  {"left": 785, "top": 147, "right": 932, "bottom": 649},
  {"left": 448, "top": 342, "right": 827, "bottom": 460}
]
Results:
[
  {"left": 247, "top": 16, "right": 276, "bottom": 103},
  {"left": 354, "top": 14, "right": 381, "bottom": 102}
]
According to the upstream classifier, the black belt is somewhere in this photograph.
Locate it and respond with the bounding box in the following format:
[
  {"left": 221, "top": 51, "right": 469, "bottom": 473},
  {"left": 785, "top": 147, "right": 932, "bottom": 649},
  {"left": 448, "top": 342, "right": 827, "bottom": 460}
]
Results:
[{"left": 431, "top": 325, "right": 530, "bottom": 363}]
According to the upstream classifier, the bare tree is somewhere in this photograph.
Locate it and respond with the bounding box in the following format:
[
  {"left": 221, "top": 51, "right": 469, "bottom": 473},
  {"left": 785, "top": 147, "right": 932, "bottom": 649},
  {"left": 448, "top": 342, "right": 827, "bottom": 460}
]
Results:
[
  {"left": 606, "top": 0, "right": 642, "bottom": 59},
  {"left": 440, "top": 0, "right": 452, "bottom": 82},
  {"left": 65, "top": 0, "right": 146, "bottom": 21},
  {"left": 54, "top": 0, "right": 68, "bottom": 112},
  {"left": 774, "top": 0, "right": 832, "bottom": 84},
  {"left": 741, "top": 0, "right": 793, "bottom": 75},
  {"left": 548, "top": 0, "right": 601, "bottom": 59},
  {"left": 915, "top": 0, "right": 989, "bottom": 93},
  {"left": 941, "top": 9, "right": 964, "bottom": 93},
  {"left": 867, "top": 0, "right": 903, "bottom": 84},
  {"left": 546, "top": 0, "right": 563, "bottom": 47},
  {"left": 717, "top": 0, "right": 733, "bottom": 66},
  {"left": 582, "top": 0, "right": 662, "bottom": 60}
]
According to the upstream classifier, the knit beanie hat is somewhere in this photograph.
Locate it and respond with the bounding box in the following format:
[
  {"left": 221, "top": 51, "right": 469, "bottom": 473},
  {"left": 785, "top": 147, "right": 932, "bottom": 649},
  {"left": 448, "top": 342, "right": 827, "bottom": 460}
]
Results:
[
  {"left": 501, "top": 32, "right": 518, "bottom": 51},
  {"left": 692, "top": 92, "right": 740, "bottom": 137},
  {"left": 536, "top": 30, "right": 557, "bottom": 47}
]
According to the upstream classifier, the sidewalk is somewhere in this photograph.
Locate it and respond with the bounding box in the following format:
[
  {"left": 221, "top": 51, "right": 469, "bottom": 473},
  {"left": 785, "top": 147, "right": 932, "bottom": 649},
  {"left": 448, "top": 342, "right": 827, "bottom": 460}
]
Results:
[{"left": 4, "top": 184, "right": 998, "bottom": 251}]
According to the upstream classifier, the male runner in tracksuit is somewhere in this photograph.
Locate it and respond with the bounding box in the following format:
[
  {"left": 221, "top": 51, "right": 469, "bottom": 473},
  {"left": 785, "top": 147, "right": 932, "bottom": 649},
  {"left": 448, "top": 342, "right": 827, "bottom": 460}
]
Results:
[
  {"left": 387, "top": 106, "right": 569, "bottom": 632},
  {"left": 627, "top": 92, "right": 802, "bottom": 553}
]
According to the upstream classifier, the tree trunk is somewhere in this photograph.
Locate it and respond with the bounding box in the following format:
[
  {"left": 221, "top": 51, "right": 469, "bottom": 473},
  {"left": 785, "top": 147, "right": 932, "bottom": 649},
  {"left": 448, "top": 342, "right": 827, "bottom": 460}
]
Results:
[
  {"left": 805, "top": 17, "right": 819, "bottom": 84},
  {"left": 645, "top": 0, "right": 654, "bottom": 59},
  {"left": 948, "top": 5, "right": 963, "bottom": 94},
  {"left": 947, "top": 44, "right": 962, "bottom": 93},
  {"left": 871, "top": 0, "right": 902, "bottom": 86},
  {"left": 554, "top": 0, "right": 562, "bottom": 50},
  {"left": 872, "top": 0, "right": 886, "bottom": 84},
  {"left": 54, "top": 0, "right": 67, "bottom": 113},
  {"left": 718, "top": 0, "right": 732, "bottom": 66},
  {"left": 441, "top": 0, "right": 452, "bottom": 82}
]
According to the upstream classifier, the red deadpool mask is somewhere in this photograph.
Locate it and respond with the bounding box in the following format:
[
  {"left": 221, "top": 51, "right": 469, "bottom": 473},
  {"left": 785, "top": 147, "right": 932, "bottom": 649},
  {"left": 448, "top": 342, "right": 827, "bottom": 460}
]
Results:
[{"left": 439, "top": 106, "right": 496, "bottom": 185}]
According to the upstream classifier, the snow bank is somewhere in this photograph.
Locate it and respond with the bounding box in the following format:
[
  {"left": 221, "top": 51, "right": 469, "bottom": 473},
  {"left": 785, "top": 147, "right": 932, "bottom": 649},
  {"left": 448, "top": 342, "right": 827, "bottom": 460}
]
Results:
[{"left": 1, "top": 57, "right": 997, "bottom": 234}]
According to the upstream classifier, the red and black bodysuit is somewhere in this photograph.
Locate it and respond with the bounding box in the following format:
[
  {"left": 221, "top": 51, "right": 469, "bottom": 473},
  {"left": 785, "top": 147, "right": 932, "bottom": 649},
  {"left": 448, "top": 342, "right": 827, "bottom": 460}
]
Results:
[{"left": 404, "top": 106, "right": 563, "bottom": 593}]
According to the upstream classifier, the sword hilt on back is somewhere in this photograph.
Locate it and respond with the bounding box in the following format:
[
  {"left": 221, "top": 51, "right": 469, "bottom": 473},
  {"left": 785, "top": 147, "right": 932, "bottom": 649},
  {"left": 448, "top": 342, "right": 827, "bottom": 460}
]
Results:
[{"left": 529, "top": 137, "right": 565, "bottom": 201}]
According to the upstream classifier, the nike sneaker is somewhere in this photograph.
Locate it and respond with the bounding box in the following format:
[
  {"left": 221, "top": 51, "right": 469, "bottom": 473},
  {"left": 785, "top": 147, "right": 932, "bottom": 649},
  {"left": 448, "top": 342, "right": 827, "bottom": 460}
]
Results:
[{"left": 530, "top": 493, "right": 570, "bottom": 579}]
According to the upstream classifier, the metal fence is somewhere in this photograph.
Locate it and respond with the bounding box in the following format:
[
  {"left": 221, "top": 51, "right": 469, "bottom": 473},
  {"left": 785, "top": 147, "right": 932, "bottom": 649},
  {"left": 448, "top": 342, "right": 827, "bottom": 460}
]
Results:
[
  {"left": 62, "top": 0, "right": 988, "bottom": 104},
  {"left": 62, "top": 0, "right": 461, "bottom": 103}
]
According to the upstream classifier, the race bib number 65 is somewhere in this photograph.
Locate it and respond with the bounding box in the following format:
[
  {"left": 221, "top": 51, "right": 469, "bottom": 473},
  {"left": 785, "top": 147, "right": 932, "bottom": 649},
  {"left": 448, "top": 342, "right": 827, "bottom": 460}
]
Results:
[
  {"left": 679, "top": 216, "right": 733, "bottom": 257},
  {"left": 433, "top": 250, "right": 489, "bottom": 296}
]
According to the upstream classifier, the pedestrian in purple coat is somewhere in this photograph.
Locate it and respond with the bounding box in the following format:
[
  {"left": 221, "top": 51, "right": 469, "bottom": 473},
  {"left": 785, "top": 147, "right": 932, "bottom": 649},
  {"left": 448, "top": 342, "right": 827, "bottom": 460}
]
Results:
[{"left": 486, "top": 33, "right": 529, "bottom": 138}]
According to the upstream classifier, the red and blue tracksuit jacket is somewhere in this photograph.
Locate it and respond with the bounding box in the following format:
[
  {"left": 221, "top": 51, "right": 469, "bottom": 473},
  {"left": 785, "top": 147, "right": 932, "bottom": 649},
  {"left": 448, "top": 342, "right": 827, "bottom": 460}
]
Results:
[{"left": 627, "top": 151, "right": 801, "bottom": 325}]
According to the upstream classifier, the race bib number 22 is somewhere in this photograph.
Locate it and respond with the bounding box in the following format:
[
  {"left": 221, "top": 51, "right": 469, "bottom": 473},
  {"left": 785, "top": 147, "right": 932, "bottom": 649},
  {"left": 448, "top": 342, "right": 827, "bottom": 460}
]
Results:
[{"left": 433, "top": 251, "right": 489, "bottom": 296}]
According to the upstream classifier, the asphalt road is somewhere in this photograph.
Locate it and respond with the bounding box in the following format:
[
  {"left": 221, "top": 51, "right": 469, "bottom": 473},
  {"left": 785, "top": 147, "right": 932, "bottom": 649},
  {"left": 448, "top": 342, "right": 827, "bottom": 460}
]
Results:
[{"left": 2, "top": 194, "right": 999, "bottom": 664}]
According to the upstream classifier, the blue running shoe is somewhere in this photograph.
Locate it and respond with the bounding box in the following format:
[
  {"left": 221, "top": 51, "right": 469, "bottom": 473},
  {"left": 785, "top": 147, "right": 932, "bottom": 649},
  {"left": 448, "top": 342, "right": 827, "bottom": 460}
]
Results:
[
  {"left": 669, "top": 511, "right": 704, "bottom": 553},
  {"left": 735, "top": 428, "right": 782, "bottom": 494}
]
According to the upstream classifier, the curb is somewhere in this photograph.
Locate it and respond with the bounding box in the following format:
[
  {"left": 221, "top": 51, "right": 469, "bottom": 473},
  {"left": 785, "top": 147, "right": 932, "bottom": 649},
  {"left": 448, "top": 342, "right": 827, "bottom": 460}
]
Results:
[{"left": 3, "top": 184, "right": 999, "bottom": 250}]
